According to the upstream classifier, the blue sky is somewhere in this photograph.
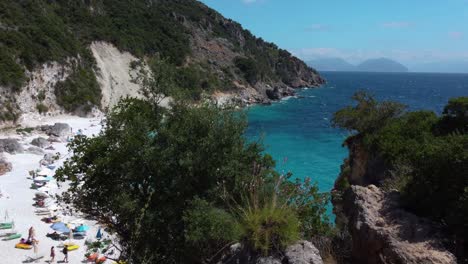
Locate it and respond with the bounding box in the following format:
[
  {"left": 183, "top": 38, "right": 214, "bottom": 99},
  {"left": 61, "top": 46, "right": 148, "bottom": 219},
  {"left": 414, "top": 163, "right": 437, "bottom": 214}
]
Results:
[{"left": 199, "top": 0, "right": 468, "bottom": 67}]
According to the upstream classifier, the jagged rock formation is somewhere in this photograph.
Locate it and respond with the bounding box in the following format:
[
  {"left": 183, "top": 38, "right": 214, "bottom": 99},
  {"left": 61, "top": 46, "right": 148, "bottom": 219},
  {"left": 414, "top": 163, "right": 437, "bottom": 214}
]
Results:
[
  {"left": 343, "top": 185, "right": 456, "bottom": 264},
  {"left": 333, "top": 135, "right": 459, "bottom": 263}
]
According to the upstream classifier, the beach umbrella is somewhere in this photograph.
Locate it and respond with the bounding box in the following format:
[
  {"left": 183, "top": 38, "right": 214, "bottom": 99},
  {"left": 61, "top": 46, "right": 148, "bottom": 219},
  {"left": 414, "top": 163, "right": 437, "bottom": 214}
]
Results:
[
  {"left": 50, "top": 222, "right": 70, "bottom": 233},
  {"left": 34, "top": 176, "right": 49, "bottom": 182},
  {"left": 96, "top": 228, "right": 102, "bottom": 240},
  {"left": 37, "top": 168, "right": 53, "bottom": 176},
  {"left": 75, "top": 225, "right": 89, "bottom": 232}
]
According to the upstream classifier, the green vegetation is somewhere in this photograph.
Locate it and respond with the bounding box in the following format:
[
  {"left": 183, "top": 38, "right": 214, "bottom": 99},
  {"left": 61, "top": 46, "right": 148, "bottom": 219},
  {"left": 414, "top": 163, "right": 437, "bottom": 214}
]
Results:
[
  {"left": 234, "top": 57, "right": 259, "bottom": 85},
  {"left": 36, "top": 103, "right": 48, "bottom": 114},
  {"left": 56, "top": 77, "right": 332, "bottom": 262},
  {"left": 333, "top": 92, "right": 468, "bottom": 260},
  {"left": 54, "top": 65, "right": 101, "bottom": 113}
]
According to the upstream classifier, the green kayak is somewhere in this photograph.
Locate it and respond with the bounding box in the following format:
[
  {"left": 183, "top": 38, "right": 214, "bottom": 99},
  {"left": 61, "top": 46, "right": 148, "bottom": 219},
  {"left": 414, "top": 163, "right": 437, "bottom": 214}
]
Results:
[
  {"left": 0, "top": 223, "right": 13, "bottom": 230},
  {"left": 2, "top": 233, "right": 21, "bottom": 241}
]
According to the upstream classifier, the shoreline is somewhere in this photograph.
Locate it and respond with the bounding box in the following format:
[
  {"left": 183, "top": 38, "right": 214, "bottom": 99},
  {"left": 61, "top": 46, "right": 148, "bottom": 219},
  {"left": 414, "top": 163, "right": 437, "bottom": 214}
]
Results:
[{"left": 0, "top": 113, "right": 114, "bottom": 263}]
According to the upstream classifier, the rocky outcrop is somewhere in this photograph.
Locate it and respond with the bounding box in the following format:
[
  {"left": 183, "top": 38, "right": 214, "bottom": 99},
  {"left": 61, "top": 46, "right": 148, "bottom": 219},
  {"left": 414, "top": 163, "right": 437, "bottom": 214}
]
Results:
[
  {"left": 218, "top": 241, "right": 323, "bottom": 264},
  {"left": 285, "top": 241, "right": 323, "bottom": 264},
  {"left": 31, "top": 137, "right": 49, "bottom": 148},
  {"left": 343, "top": 135, "right": 388, "bottom": 186},
  {"left": 0, "top": 154, "right": 12, "bottom": 176},
  {"left": 0, "top": 138, "right": 23, "bottom": 154},
  {"left": 343, "top": 185, "right": 457, "bottom": 264},
  {"left": 40, "top": 153, "right": 57, "bottom": 166}
]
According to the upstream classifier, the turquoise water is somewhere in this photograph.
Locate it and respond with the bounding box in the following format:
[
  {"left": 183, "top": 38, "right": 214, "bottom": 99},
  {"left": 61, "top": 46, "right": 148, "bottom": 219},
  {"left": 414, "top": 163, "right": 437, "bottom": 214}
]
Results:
[{"left": 246, "top": 72, "right": 468, "bottom": 216}]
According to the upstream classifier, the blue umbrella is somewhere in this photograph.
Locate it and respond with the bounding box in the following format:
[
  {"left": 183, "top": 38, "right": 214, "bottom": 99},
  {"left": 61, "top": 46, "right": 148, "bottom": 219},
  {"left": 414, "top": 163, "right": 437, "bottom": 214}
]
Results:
[
  {"left": 50, "top": 222, "right": 70, "bottom": 233},
  {"left": 75, "top": 225, "right": 89, "bottom": 232},
  {"left": 96, "top": 227, "right": 102, "bottom": 240}
]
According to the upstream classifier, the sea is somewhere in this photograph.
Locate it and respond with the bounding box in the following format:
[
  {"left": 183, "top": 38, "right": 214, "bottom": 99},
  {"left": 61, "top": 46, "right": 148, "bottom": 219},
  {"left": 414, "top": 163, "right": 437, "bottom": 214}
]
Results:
[{"left": 245, "top": 72, "right": 468, "bottom": 216}]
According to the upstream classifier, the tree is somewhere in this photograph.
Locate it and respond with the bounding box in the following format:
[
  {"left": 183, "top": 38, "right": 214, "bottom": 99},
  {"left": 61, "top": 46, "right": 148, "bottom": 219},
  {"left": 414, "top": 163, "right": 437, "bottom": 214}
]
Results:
[{"left": 332, "top": 91, "right": 406, "bottom": 134}]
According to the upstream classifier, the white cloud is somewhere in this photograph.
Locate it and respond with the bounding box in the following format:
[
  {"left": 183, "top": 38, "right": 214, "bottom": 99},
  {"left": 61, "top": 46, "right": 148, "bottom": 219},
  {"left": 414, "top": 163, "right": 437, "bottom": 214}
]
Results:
[
  {"left": 381, "top": 21, "right": 412, "bottom": 29},
  {"left": 305, "top": 24, "right": 331, "bottom": 32}
]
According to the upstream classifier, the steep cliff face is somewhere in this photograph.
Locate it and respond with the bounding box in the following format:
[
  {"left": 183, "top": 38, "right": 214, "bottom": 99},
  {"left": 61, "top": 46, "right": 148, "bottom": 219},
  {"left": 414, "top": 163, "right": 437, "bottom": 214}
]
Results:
[
  {"left": 333, "top": 137, "right": 458, "bottom": 263},
  {"left": 343, "top": 185, "right": 456, "bottom": 264},
  {"left": 0, "top": 0, "right": 323, "bottom": 126}
]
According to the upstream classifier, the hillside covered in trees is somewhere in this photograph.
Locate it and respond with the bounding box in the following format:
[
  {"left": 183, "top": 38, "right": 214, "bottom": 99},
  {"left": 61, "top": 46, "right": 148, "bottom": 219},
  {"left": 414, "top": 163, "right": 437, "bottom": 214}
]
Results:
[{"left": 0, "top": 0, "right": 323, "bottom": 123}]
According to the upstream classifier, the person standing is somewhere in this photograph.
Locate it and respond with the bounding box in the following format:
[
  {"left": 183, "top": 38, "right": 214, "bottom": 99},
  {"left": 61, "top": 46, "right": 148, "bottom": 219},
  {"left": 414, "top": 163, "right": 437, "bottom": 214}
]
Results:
[
  {"left": 62, "top": 246, "right": 68, "bottom": 263},
  {"left": 50, "top": 246, "right": 55, "bottom": 263},
  {"left": 27, "top": 226, "right": 35, "bottom": 242}
]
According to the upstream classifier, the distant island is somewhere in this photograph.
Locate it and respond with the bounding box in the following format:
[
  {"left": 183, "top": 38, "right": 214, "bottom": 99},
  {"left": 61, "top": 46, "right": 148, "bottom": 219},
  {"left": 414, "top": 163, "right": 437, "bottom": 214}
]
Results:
[{"left": 308, "top": 57, "right": 409, "bottom": 73}]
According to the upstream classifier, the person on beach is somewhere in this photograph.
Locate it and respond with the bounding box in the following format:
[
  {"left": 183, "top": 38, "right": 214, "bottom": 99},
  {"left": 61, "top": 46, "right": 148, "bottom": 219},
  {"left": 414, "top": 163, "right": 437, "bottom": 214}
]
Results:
[
  {"left": 27, "top": 226, "right": 35, "bottom": 241},
  {"left": 50, "top": 246, "right": 55, "bottom": 263},
  {"left": 62, "top": 246, "right": 68, "bottom": 263}
]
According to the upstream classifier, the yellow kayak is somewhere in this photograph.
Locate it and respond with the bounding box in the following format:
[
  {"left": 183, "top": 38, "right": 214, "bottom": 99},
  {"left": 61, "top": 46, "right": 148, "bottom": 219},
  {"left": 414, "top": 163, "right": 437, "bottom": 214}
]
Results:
[
  {"left": 66, "top": 244, "right": 79, "bottom": 251},
  {"left": 15, "top": 243, "right": 33, "bottom": 249}
]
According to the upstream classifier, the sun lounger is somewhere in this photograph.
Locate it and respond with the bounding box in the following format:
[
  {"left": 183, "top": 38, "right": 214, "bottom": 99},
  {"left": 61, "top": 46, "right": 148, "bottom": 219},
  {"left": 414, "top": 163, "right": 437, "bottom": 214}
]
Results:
[{"left": 2, "top": 233, "right": 21, "bottom": 241}]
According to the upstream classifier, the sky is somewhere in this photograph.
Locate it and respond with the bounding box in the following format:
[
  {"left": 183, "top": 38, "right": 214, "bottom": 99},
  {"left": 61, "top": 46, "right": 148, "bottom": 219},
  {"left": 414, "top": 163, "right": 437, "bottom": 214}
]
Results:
[{"left": 199, "top": 0, "right": 468, "bottom": 69}]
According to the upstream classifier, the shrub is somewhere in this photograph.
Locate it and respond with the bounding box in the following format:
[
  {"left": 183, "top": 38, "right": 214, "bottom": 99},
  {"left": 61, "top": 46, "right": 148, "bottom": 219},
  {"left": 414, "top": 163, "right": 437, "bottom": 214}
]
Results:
[
  {"left": 54, "top": 66, "right": 101, "bottom": 113},
  {"left": 234, "top": 57, "right": 259, "bottom": 85},
  {"left": 36, "top": 103, "right": 48, "bottom": 114}
]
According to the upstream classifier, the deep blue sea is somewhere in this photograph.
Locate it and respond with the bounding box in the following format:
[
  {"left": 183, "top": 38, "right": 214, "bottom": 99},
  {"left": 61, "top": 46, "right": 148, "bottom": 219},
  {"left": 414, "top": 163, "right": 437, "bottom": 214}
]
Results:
[{"left": 246, "top": 72, "right": 468, "bottom": 215}]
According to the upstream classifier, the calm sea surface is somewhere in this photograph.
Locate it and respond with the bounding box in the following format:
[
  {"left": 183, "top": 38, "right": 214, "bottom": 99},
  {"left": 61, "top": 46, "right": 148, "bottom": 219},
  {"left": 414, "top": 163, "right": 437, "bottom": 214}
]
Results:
[{"left": 246, "top": 72, "right": 468, "bottom": 215}]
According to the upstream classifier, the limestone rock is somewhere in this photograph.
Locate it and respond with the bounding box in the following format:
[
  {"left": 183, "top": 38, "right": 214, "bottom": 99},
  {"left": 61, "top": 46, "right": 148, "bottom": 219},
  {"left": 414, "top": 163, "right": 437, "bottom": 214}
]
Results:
[
  {"left": 0, "top": 138, "right": 23, "bottom": 154},
  {"left": 0, "top": 155, "right": 12, "bottom": 175},
  {"left": 40, "top": 153, "right": 57, "bottom": 166},
  {"left": 31, "top": 137, "right": 49, "bottom": 148},
  {"left": 343, "top": 185, "right": 457, "bottom": 264},
  {"left": 285, "top": 240, "right": 323, "bottom": 264},
  {"left": 39, "top": 123, "right": 71, "bottom": 138},
  {"left": 26, "top": 146, "right": 45, "bottom": 155}
]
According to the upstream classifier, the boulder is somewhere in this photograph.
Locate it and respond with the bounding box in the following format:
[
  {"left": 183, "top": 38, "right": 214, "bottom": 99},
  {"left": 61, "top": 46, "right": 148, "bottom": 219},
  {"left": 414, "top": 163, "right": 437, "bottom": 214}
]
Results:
[
  {"left": 47, "top": 135, "right": 64, "bottom": 143},
  {"left": 39, "top": 123, "right": 71, "bottom": 138},
  {"left": 0, "top": 155, "right": 12, "bottom": 175},
  {"left": 285, "top": 241, "right": 323, "bottom": 264},
  {"left": 343, "top": 185, "right": 457, "bottom": 264},
  {"left": 256, "top": 257, "right": 282, "bottom": 264},
  {"left": 0, "top": 138, "right": 23, "bottom": 154},
  {"left": 40, "top": 153, "right": 57, "bottom": 166},
  {"left": 26, "top": 146, "right": 45, "bottom": 155},
  {"left": 266, "top": 87, "right": 281, "bottom": 100},
  {"left": 31, "top": 137, "right": 49, "bottom": 148}
]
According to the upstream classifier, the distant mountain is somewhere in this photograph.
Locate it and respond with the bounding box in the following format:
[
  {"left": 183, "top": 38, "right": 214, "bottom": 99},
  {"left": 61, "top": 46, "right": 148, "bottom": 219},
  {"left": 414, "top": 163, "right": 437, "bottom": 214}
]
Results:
[
  {"left": 307, "top": 57, "right": 409, "bottom": 73},
  {"left": 307, "top": 58, "right": 356, "bottom": 71},
  {"left": 356, "top": 58, "right": 409, "bottom": 72}
]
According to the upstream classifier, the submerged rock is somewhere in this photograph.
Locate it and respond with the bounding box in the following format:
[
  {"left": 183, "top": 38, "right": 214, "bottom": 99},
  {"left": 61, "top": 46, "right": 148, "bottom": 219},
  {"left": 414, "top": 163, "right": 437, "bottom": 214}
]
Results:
[
  {"left": 343, "top": 185, "right": 457, "bottom": 264},
  {"left": 0, "top": 138, "right": 23, "bottom": 154}
]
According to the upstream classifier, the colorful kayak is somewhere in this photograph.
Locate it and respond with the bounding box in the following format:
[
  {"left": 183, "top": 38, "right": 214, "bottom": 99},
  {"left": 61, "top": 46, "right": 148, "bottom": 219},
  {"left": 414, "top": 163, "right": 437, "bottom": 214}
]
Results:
[
  {"left": 66, "top": 244, "right": 79, "bottom": 251},
  {"left": 15, "top": 243, "right": 33, "bottom": 249},
  {"left": 2, "top": 233, "right": 21, "bottom": 240}
]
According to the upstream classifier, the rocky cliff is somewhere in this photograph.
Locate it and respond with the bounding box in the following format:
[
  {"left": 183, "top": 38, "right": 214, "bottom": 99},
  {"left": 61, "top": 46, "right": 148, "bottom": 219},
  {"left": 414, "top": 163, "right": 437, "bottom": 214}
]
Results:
[
  {"left": 0, "top": 0, "right": 323, "bottom": 127},
  {"left": 332, "top": 137, "right": 458, "bottom": 264}
]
